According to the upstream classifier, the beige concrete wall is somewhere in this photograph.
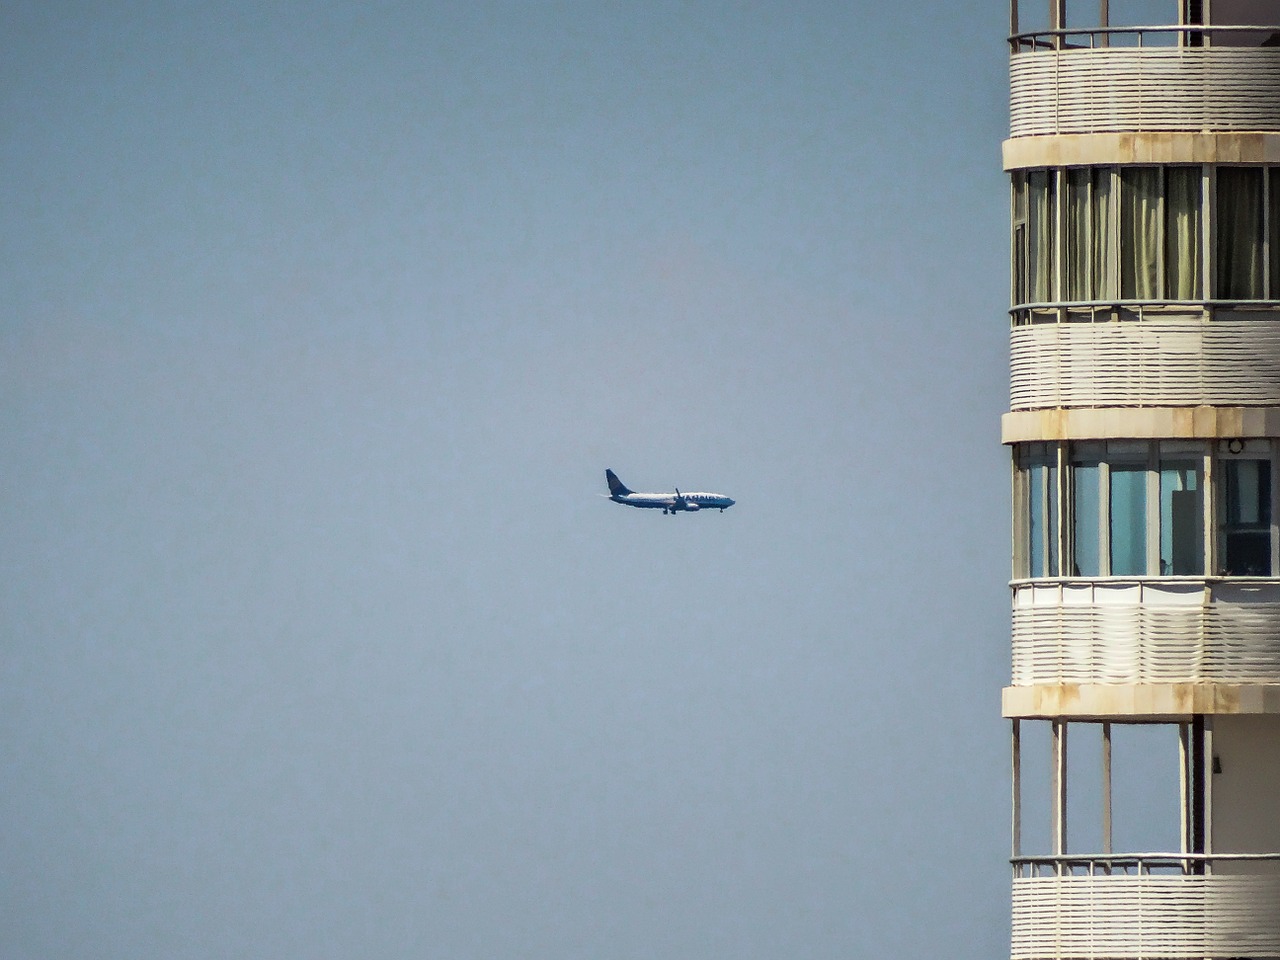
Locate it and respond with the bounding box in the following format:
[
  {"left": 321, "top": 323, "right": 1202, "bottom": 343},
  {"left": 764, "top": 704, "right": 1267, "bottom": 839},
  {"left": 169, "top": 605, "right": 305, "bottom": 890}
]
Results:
[
  {"left": 1004, "top": 133, "right": 1280, "bottom": 170},
  {"left": 1002, "top": 407, "right": 1280, "bottom": 445},
  {"left": 1002, "top": 683, "right": 1280, "bottom": 719},
  {"left": 1212, "top": 714, "right": 1280, "bottom": 872}
]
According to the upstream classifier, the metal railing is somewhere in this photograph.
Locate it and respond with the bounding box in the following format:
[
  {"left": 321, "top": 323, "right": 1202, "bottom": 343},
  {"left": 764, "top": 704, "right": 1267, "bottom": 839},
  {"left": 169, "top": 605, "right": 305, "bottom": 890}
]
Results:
[
  {"left": 1014, "top": 852, "right": 1280, "bottom": 878},
  {"left": 1011, "top": 24, "right": 1280, "bottom": 54},
  {"left": 1011, "top": 861, "right": 1280, "bottom": 959},
  {"left": 1008, "top": 27, "right": 1280, "bottom": 135},
  {"left": 1010, "top": 300, "right": 1280, "bottom": 326}
]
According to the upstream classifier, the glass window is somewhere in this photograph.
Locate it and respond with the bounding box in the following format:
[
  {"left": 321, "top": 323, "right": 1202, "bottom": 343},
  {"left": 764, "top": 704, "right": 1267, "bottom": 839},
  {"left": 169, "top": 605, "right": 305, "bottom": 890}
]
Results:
[
  {"left": 1066, "top": 169, "right": 1091, "bottom": 302},
  {"left": 1121, "top": 167, "right": 1160, "bottom": 300},
  {"left": 1110, "top": 462, "right": 1149, "bottom": 576},
  {"left": 1270, "top": 168, "right": 1279, "bottom": 299},
  {"left": 1093, "top": 168, "right": 1118, "bottom": 300},
  {"left": 1027, "top": 450, "right": 1058, "bottom": 578},
  {"left": 1209, "top": 0, "right": 1278, "bottom": 46},
  {"left": 1160, "top": 458, "right": 1203, "bottom": 575},
  {"left": 1013, "top": 164, "right": 1280, "bottom": 309},
  {"left": 1013, "top": 174, "right": 1028, "bottom": 307},
  {"left": 1166, "top": 167, "right": 1202, "bottom": 300},
  {"left": 1027, "top": 170, "right": 1055, "bottom": 304},
  {"left": 1072, "top": 456, "right": 1102, "bottom": 577},
  {"left": 1064, "top": 167, "right": 1120, "bottom": 303},
  {"left": 1216, "top": 168, "right": 1265, "bottom": 300},
  {"left": 1222, "top": 459, "right": 1272, "bottom": 576}
]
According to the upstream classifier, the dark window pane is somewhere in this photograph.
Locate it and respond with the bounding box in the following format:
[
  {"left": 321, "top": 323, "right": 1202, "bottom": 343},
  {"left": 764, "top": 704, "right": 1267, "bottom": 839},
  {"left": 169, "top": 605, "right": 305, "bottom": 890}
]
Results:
[
  {"left": 1216, "top": 168, "right": 1264, "bottom": 300},
  {"left": 1270, "top": 168, "right": 1279, "bottom": 298},
  {"left": 1161, "top": 459, "right": 1203, "bottom": 575},
  {"left": 1222, "top": 459, "right": 1272, "bottom": 576}
]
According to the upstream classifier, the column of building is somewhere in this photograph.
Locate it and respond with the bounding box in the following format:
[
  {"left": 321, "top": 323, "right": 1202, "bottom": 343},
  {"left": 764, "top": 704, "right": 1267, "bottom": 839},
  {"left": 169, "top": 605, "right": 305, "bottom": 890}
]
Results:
[{"left": 1002, "top": 1, "right": 1280, "bottom": 957}]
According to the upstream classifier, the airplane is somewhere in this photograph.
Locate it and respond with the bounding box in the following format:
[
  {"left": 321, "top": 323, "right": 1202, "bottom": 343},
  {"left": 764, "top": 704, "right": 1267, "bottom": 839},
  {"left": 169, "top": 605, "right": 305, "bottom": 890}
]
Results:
[{"left": 604, "top": 469, "right": 735, "bottom": 515}]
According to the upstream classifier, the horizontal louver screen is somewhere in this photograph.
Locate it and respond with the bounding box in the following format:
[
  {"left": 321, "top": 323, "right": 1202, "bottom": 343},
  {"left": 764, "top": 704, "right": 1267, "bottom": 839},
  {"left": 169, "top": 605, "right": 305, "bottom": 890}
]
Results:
[
  {"left": 1011, "top": 581, "right": 1280, "bottom": 685},
  {"left": 1012, "top": 875, "right": 1280, "bottom": 959},
  {"left": 1010, "top": 320, "right": 1280, "bottom": 409},
  {"left": 1011, "top": 48, "right": 1280, "bottom": 136}
]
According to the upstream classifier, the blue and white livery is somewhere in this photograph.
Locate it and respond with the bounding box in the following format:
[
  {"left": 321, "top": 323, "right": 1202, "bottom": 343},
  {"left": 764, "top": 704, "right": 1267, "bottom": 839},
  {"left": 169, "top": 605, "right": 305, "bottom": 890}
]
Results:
[{"left": 604, "top": 469, "right": 735, "bottom": 515}]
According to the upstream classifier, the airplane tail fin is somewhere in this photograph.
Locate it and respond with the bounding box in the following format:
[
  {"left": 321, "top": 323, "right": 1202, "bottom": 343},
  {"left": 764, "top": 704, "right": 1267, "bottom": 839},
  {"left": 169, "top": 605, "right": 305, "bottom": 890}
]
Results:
[{"left": 605, "top": 469, "right": 632, "bottom": 497}]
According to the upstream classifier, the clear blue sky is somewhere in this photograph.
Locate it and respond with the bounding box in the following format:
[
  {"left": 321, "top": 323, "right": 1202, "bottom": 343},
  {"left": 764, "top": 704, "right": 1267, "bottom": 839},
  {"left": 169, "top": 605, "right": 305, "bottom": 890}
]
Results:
[{"left": 4, "top": 3, "right": 1018, "bottom": 957}]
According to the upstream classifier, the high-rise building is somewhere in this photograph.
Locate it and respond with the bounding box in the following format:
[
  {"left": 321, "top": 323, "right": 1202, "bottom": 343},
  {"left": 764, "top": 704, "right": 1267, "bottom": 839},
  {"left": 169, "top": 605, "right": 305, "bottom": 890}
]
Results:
[{"left": 1002, "top": 2, "right": 1280, "bottom": 957}]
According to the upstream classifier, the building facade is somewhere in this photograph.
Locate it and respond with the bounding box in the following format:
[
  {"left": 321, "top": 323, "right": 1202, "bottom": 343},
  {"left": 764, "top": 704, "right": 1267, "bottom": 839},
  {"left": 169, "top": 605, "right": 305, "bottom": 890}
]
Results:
[{"left": 1003, "top": 1, "right": 1280, "bottom": 957}]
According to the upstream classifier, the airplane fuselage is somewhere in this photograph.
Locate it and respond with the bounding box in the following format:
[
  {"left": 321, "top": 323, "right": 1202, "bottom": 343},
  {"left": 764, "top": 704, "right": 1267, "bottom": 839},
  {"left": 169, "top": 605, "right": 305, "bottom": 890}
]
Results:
[
  {"left": 610, "top": 491, "right": 735, "bottom": 513},
  {"left": 604, "top": 470, "right": 735, "bottom": 514}
]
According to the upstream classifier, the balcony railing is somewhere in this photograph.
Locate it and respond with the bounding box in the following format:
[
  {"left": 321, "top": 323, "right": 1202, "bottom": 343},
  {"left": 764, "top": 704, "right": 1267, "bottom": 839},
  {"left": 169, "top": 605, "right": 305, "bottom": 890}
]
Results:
[
  {"left": 1010, "top": 24, "right": 1280, "bottom": 55},
  {"left": 1014, "top": 851, "right": 1280, "bottom": 877},
  {"left": 1008, "top": 26, "right": 1280, "bottom": 137},
  {"left": 1010, "top": 313, "right": 1280, "bottom": 410},
  {"left": 1011, "top": 579, "right": 1280, "bottom": 686},
  {"left": 1012, "top": 855, "right": 1280, "bottom": 960}
]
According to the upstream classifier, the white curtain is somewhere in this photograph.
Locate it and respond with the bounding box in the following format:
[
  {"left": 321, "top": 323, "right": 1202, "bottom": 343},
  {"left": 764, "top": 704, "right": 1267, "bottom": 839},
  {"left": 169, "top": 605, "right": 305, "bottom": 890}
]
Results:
[
  {"left": 1028, "top": 171, "right": 1054, "bottom": 304},
  {"left": 1092, "top": 168, "right": 1117, "bottom": 300},
  {"left": 1066, "top": 169, "right": 1090, "bottom": 301},
  {"left": 1122, "top": 168, "right": 1160, "bottom": 300},
  {"left": 1166, "top": 167, "right": 1202, "bottom": 300}
]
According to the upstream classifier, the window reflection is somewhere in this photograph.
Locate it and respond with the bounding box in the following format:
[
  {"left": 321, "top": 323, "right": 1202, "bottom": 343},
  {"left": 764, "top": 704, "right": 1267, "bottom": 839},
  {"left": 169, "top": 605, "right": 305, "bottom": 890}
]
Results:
[
  {"left": 1160, "top": 460, "right": 1203, "bottom": 575},
  {"left": 1072, "top": 457, "right": 1101, "bottom": 577},
  {"left": 1015, "top": 442, "right": 1278, "bottom": 579},
  {"left": 1018, "top": 445, "right": 1059, "bottom": 578},
  {"left": 1223, "top": 459, "right": 1272, "bottom": 576},
  {"left": 1031, "top": 456, "right": 1057, "bottom": 577},
  {"left": 1110, "top": 463, "right": 1149, "bottom": 576}
]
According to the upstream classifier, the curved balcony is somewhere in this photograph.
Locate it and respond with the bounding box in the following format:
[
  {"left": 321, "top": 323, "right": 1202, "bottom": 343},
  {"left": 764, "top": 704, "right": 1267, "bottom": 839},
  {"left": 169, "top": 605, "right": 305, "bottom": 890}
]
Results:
[
  {"left": 1011, "top": 579, "right": 1280, "bottom": 686},
  {"left": 1012, "top": 854, "right": 1280, "bottom": 960},
  {"left": 1010, "top": 313, "right": 1280, "bottom": 410},
  {"left": 1009, "top": 27, "right": 1280, "bottom": 138}
]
